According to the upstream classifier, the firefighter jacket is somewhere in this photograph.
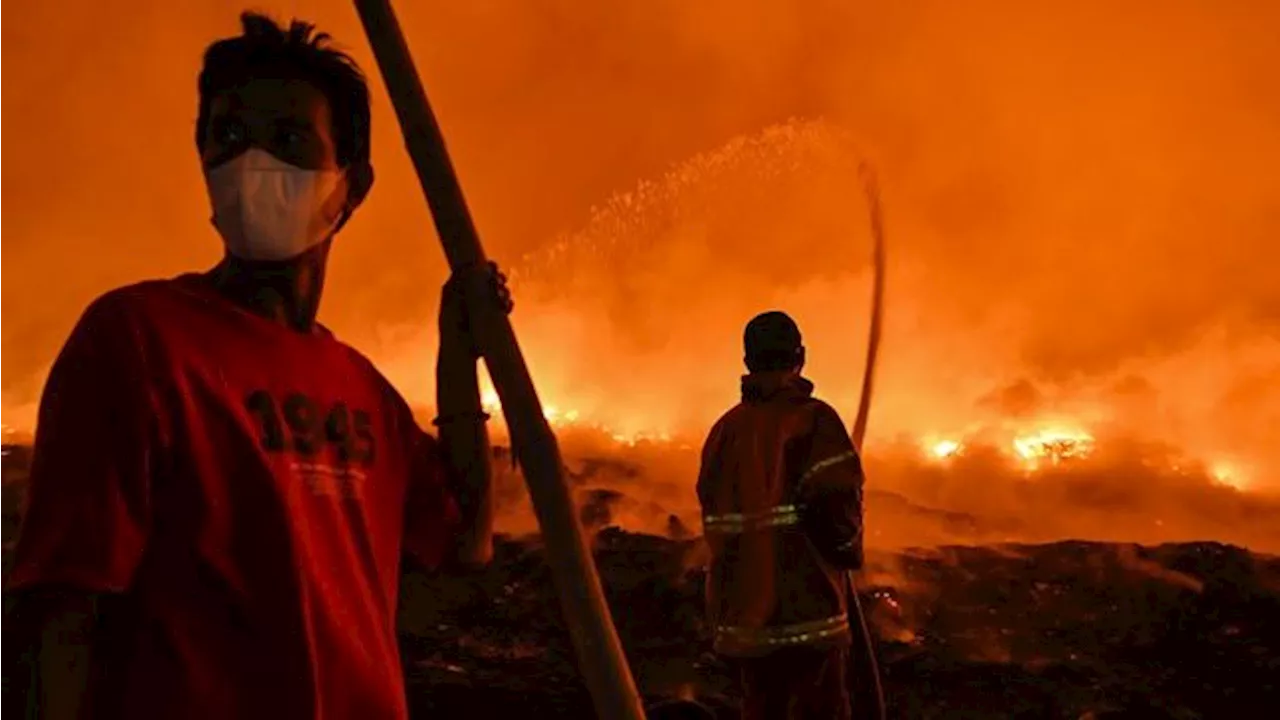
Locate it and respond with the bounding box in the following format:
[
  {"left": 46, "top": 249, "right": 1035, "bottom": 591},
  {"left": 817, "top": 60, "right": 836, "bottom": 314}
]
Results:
[{"left": 697, "top": 371, "right": 865, "bottom": 658}]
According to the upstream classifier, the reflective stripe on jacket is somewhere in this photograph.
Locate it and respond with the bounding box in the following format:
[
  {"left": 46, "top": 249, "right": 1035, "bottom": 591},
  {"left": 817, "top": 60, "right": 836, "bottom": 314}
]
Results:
[
  {"left": 703, "top": 504, "right": 802, "bottom": 533},
  {"left": 697, "top": 371, "right": 865, "bottom": 658},
  {"left": 715, "top": 613, "right": 851, "bottom": 656}
]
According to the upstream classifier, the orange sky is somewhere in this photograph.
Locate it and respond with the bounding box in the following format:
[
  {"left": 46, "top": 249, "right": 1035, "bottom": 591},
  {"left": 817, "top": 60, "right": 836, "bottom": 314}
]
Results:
[{"left": 3, "top": 1, "right": 1279, "bottom": 496}]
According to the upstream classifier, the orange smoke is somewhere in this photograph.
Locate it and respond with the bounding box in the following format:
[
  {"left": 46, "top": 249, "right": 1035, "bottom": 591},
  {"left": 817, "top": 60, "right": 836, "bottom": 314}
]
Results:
[{"left": 4, "top": 2, "right": 1279, "bottom": 550}]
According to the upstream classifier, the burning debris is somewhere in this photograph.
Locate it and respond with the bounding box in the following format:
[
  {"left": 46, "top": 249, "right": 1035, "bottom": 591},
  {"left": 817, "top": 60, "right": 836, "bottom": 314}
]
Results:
[
  {"left": 5, "top": 4, "right": 1279, "bottom": 717},
  {"left": 920, "top": 426, "right": 1096, "bottom": 468},
  {"left": 394, "top": 531, "right": 1280, "bottom": 719},
  {"left": 927, "top": 439, "right": 963, "bottom": 460},
  {"left": 4, "top": 435, "right": 1279, "bottom": 718},
  {"left": 1012, "top": 428, "right": 1096, "bottom": 467}
]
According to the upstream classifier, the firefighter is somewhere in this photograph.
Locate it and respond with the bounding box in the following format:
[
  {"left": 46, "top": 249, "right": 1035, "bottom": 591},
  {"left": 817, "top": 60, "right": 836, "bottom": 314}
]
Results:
[{"left": 697, "top": 310, "right": 866, "bottom": 720}]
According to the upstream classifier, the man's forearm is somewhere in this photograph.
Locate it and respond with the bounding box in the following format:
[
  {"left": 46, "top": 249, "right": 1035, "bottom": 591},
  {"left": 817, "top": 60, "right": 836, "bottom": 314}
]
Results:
[{"left": 436, "top": 342, "right": 495, "bottom": 566}]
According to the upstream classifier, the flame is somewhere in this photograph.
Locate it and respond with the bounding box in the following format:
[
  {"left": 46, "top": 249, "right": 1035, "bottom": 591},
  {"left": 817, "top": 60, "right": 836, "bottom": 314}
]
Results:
[
  {"left": 1012, "top": 427, "right": 1096, "bottom": 468},
  {"left": 479, "top": 380, "right": 670, "bottom": 445},
  {"left": 481, "top": 386, "right": 585, "bottom": 428},
  {"left": 1209, "top": 461, "right": 1250, "bottom": 491},
  {"left": 926, "top": 438, "right": 964, "bottom": 460},
  {"left": 7, "top": 4, "right": 1280, "bottom": 555},
  {"left": 920, "top": 426, "right": 1103, "bottom": 468},
  {"left": 474, "top": 386, "right": 1263, "bottom": 500},
  {"left": 474, "top": 354, "right": 1264, "bottom": 500}
]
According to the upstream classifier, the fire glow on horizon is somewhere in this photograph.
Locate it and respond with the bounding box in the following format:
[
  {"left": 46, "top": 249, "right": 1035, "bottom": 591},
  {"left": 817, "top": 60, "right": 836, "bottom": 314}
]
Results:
[
  {"left": 3, "top": 3, "right": 1279, "bottom": 556},
  {"left": 476, "top": 381, "right": 1255, "bottom": 492}
]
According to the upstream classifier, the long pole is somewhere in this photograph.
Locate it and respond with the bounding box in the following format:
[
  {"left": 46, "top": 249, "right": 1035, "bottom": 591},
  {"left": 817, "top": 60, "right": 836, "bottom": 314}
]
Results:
[{"left": 350, "top": 2, "right": 646, "bottom": 718}]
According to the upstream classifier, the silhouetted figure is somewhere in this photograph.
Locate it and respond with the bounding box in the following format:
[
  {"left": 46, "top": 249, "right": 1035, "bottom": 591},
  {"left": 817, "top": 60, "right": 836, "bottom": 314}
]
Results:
[
  {"left": 7, "top": 12, "right": 509, "bottom": 719},
  {"left": 697, "top": 311, "right": 866, "bottom": 720}
]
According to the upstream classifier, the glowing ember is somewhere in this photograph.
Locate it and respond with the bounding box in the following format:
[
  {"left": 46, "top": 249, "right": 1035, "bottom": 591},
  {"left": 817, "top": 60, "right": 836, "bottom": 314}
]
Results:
[
  {"left": 1210, "top": 461, "right": 1249, "bottom": 490},
  {"left": 481, "top": 388, "right": 583, "bottom": 429},
  {"left": 478, "top": 385, "right": 655, "bottom": 442},
  {"left": 610, "top": 431, "right": 673, "bottom": 447},
  {"left": 468, "top": 392, "right": 1258, "bottom": 495},
  {"left": 1012, "top": 428, "right": 1095, "bottom": 466},
  {"left": 921, "top": 426, "right": 1105, "bottom": 468},
  {"left": 339, "top": 117, "right": 1277, "bottom": 502},
  {"left": 928, "top": 439, "right": 964, "bottom": 460}
]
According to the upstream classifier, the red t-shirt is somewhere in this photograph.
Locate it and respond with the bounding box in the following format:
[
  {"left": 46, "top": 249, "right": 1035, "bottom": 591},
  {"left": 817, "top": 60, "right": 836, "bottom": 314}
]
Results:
[{"left": 9, "top": 274, "right": 460, "bottom": 719}]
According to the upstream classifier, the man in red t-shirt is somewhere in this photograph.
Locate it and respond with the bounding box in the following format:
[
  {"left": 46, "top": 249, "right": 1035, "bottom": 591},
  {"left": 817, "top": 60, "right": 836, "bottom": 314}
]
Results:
[{"left": 8, "top": 12, "right": 506, "bottom": 719}]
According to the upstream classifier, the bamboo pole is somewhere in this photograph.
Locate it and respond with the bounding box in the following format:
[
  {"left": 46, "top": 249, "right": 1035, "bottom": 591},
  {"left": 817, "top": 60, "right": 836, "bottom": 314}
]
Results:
[{"left": 349, "top": 2, "right": 646, "bottom": 717}]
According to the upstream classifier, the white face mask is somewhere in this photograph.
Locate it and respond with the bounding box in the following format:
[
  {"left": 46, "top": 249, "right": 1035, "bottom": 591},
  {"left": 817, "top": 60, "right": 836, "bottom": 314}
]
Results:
[{"left": 205, "top": 148, "right": 348, "bottom": 262}]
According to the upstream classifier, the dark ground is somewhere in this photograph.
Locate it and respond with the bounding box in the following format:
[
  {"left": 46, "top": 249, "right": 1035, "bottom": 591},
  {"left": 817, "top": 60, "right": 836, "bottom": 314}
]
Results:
[
  {"left": 5, "top": 443, "right": 1280, "bottom": 719},
  {"left": 399, "top": 531, "right": 1280, "bottom": 720}
]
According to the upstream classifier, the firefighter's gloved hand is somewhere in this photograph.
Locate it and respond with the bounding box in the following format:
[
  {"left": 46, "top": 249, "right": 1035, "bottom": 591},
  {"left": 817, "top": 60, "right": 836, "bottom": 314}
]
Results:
[{"left": 440, "top": 261, "right": 514, "bottom": 359}]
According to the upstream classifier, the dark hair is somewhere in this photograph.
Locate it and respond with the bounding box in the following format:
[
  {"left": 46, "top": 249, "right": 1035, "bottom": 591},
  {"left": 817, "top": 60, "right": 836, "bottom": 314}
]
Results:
[
  {"left": 195, "top": 12, "right": 371, "bottom": 169},
  {"left": 744, "top": 311, "right": 804, "bottom": 372}
]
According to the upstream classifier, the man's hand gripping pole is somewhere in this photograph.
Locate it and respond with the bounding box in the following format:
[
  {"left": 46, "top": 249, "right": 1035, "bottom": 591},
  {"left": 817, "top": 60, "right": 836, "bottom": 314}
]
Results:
[{"left": 350, "top": 2, "right": 646, "bottom": 718}]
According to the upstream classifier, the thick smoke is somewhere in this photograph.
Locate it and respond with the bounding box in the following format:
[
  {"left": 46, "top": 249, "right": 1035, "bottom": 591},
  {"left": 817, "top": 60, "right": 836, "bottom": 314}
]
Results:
[{"left": 4, "top": 2, "right": 1278, "bottom": 546}]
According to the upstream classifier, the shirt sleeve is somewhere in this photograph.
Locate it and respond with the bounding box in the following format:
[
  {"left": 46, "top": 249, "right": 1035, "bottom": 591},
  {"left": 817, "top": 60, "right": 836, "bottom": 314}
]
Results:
[
  {"left": 797, "top": 403, "right": 866, "bottom": 570},
  {"left": 402, "top": 427, "right": 461, "bottom": 571},
  {"left": 8, "top": 294, "right": 163, "bottom": 594}
]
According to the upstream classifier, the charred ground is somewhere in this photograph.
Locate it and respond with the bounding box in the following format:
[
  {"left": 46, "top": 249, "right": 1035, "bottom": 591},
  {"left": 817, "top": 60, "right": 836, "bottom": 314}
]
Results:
[
  {"left": 400, "top": 532, "right": 1280, "bottom": 719},
  {"left": 4, "top": 444, "right": 1278, "bottom": 719}
]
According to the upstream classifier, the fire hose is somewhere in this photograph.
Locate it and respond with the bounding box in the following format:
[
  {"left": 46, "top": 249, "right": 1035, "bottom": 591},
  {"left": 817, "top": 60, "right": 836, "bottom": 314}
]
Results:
[
  {"left": 848, "top": 163, "right": 889, "bottom": 720},
  {"left": 350, "top": 2, "right": 646, "bottom": 718},
  {"left": 353, "top": 2, "right": 885, "bottom": 716}
]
